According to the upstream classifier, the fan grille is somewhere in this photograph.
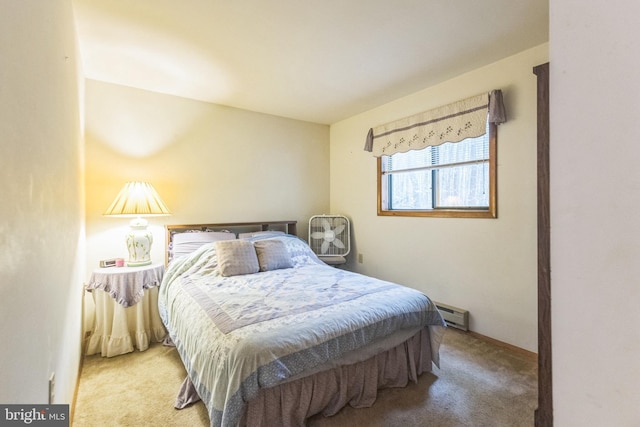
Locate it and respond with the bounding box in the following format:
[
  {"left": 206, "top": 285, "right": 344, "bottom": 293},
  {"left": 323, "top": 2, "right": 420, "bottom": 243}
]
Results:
[{"left": 308, "top": 215, "right": 350, "bottom": 256}]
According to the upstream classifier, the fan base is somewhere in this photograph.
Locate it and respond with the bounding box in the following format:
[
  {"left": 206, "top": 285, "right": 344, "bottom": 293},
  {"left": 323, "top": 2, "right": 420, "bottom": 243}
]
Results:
[{"left": 319, "top": 255, "right": 346, "bottom": 265}]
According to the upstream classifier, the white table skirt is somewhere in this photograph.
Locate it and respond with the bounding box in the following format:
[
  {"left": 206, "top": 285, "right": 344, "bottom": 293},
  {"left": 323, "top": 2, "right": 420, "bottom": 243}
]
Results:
[{"left": 86, "top": 287, "right": 166, "bottom": 357}]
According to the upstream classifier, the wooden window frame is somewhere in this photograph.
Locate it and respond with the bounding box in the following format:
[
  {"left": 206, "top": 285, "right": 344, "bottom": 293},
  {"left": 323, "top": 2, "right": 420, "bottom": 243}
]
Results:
[{"left": 377, "top": 123, "right": 497, "bottom": 219}]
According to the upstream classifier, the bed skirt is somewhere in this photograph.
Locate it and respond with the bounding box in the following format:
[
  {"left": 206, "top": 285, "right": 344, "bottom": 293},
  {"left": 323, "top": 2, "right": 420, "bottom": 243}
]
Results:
[{"left": 175, "top": 326, "right": 443, "bottom": 427}]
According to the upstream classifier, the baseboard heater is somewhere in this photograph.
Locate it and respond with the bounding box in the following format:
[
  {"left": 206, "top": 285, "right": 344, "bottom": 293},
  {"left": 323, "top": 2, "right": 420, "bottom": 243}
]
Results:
[{"left": 434, "top": 302, "right": 469, "bottom": 331}]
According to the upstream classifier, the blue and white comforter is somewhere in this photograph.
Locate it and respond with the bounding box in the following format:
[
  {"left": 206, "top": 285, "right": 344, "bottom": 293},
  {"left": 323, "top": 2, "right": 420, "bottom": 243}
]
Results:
[{"left": 159, "top": 235, "right": 445, "bottom": 427}]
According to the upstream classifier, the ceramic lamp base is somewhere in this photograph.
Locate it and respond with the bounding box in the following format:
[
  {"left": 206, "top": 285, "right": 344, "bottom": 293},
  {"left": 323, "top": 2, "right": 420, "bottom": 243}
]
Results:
[
  {"left": 126, "top": 259, "right": 152, "bottom": 267},
  {"left": 126, "top": 217, "right": 153, "bottom": 267}
]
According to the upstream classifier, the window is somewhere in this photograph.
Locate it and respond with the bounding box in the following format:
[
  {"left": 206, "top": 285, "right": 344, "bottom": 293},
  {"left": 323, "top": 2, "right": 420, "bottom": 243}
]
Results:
[{"left": 377, "top": 122, "right": 496, "bottom": 218}]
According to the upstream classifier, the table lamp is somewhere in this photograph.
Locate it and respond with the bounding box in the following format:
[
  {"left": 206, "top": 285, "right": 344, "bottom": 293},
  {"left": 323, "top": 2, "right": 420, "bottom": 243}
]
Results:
[{"left": 103, "top": 181, "right": 171, "bottom": 267}]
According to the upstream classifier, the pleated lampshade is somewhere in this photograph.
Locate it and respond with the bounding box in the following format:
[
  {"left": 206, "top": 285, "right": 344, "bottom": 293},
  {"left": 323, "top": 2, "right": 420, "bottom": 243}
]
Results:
[{"left": 103, "top": 181, "right": 171, "bottom": 217}]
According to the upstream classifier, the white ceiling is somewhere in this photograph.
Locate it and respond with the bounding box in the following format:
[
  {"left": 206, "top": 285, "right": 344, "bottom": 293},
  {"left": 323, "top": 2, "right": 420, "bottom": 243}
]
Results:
[{"left": 73, "top": 0, "right": 548, "bottom": 125}]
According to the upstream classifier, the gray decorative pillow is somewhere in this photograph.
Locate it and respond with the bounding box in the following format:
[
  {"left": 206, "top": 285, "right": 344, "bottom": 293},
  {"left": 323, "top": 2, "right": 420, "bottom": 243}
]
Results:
[
  {"left": 215, "top": 240, "right": 259, "bottom": 277},
  {"left": 254, "top": 239, "right": 293, "bottom": 272}
]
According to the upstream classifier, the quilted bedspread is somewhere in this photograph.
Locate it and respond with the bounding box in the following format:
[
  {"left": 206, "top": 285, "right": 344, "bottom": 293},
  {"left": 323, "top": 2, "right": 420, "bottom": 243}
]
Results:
[{"left": 158, "top": 235, "right": 445, "bottom": 427}]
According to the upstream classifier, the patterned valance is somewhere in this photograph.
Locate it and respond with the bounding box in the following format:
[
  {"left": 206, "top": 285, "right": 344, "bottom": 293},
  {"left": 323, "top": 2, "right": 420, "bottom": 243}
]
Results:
[{"left": 364, "top": 90, "right": 506, "bottom": 157}]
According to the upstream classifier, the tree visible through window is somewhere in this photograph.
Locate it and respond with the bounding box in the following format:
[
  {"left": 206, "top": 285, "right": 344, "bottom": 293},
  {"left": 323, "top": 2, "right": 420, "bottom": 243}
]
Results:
[{"left": 378, "top": 122, "right": 496, "bottom": 218}]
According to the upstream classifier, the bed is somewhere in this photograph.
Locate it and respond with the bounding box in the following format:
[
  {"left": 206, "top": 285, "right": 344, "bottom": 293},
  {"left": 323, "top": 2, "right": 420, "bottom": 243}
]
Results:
[{"left": 158, "top": 221, "right": 446, "bottom": 427}]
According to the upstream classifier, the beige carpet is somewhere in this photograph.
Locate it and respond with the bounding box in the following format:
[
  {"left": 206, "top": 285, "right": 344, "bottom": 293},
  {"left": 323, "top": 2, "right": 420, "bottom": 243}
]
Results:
[{"left": 73, "top": 329, "right": 537, "bottom": 426}]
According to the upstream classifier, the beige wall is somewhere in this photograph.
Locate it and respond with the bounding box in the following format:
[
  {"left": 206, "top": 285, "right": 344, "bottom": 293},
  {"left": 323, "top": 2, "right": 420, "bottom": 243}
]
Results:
[
  {"left": 84, "top": 79, "right": 330, "bottom": 279},
  {"left": 330, "top": 44, "right": 548, "bottom": 352},
  {"left": 0, "top": 0, "right": 84, "bottom": 405},
  {"left": 551, "top": 0, "right": 640, "bottom": 423}
]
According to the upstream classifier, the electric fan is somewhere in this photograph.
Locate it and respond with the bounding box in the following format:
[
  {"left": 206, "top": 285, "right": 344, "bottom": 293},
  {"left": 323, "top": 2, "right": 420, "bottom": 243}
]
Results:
[{"left": 308, "top": 215, "right": 350, "bottom": 265}]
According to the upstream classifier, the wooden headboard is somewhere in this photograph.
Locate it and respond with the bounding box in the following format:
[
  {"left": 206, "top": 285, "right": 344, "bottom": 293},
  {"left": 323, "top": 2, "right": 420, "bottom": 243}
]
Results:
[{"left": 165, "top": 220, "right": 298, "bottom": 265}]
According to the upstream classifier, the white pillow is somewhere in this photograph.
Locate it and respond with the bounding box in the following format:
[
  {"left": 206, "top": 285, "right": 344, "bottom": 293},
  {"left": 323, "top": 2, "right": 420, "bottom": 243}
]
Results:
[
  {"left": 238, "top": 230, "right": 286, "bottom": 239},
  {"left": 171, "top": 231, "right": 235, "bottom": 261}
]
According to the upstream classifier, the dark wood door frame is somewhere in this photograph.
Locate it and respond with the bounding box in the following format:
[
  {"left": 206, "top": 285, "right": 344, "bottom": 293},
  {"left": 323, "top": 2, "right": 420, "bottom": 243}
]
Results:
[{"left": 533, "top": 62, "right": 552, "bottom": 426}]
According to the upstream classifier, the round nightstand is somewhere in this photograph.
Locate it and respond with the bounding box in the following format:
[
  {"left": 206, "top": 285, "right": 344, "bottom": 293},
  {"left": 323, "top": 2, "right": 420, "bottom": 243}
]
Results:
[{"left": 85, "top": 263, "right": 167, "bottom": 357}]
